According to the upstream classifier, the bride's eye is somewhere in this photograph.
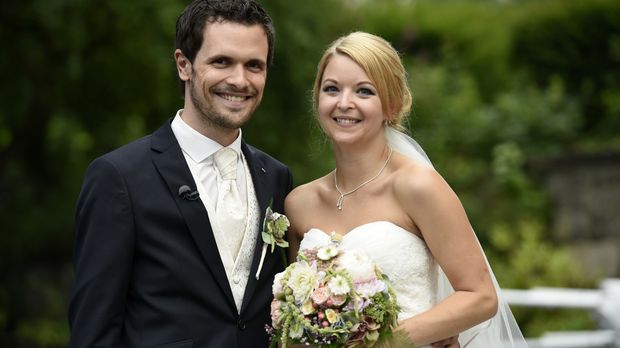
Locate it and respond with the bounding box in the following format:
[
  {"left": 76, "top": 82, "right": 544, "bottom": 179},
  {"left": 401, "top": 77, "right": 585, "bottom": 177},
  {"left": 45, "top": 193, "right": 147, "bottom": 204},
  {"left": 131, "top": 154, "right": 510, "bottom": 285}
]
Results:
[
  {"left": 322, "top": 85, "right": 339, "bottom": 93},
  {"left": 357, "top": 87, "right": 375, "bottom": 96}
]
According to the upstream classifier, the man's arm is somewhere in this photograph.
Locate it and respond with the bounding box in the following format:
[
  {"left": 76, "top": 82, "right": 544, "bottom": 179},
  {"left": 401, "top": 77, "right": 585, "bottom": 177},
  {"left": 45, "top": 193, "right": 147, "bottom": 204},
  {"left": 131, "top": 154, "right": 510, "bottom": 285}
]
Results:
[{"left": 69, "top": 157, "right": 135, "bottom": 347}]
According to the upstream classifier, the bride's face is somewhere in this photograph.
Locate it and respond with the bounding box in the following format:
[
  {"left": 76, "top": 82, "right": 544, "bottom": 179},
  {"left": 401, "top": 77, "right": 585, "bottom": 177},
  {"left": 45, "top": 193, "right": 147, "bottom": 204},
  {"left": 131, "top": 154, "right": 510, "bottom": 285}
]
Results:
[{"left": 317, "top": 54, "right": 386, "bottom": 146}]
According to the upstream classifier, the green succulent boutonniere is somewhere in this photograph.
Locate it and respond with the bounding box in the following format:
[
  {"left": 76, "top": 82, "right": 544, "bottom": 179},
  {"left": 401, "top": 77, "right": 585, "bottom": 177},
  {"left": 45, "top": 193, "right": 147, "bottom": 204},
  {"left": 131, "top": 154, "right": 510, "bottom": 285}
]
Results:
[{"left": 255, "top": 205, "right": 290, "bottom": 280}]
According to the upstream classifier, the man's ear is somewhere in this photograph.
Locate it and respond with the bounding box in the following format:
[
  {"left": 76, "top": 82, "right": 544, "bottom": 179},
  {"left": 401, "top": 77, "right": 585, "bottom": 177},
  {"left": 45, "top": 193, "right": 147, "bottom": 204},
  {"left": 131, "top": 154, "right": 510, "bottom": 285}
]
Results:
[{"left": 174, "top": 49, "right": 191, "bottom": 82}]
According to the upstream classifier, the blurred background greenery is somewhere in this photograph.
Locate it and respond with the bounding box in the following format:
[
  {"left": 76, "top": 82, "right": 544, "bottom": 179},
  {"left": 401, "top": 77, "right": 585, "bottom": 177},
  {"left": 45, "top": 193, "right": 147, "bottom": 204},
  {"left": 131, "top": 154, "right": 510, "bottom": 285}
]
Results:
[{"left": 1, "top": 0, "right": 619, "bottom": 346}]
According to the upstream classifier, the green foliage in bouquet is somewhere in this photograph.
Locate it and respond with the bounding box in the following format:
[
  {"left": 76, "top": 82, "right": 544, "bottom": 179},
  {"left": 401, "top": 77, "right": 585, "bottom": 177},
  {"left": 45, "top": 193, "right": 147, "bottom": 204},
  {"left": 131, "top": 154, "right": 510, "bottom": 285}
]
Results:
[{"left": 267, "top": 234, "right": 404, "bottom": 348}]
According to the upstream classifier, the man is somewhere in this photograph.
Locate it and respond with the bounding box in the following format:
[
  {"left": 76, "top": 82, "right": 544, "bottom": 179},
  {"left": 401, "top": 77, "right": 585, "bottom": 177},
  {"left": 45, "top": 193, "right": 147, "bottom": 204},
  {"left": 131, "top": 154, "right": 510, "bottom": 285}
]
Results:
[{"left": 68, "top": 1, "right": 292, "bottom": 347}]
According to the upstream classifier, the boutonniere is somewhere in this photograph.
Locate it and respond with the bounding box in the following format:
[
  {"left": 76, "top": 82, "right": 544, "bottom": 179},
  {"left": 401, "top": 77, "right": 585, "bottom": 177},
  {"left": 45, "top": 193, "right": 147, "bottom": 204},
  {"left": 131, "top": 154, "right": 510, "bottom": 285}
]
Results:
[{"left": 255, "top": 204, "right": 290, "bottom": 280}]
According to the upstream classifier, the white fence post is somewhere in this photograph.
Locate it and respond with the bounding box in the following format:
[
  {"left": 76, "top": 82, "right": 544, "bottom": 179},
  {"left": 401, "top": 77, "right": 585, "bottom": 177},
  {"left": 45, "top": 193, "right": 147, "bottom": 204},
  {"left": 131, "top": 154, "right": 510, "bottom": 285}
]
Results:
[
  {"left": 598, "top": 278, "right": 620, "bottom": 346},
  {"left": 503, "top": 278, "right": 620, "bottom": 348}
]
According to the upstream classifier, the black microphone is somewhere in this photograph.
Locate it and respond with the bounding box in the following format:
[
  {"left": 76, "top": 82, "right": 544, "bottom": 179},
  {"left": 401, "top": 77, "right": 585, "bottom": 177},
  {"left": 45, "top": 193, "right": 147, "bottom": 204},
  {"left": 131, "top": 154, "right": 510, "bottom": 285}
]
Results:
[{"left": 178, "top": 185, "right": 200, "bottom": 201}]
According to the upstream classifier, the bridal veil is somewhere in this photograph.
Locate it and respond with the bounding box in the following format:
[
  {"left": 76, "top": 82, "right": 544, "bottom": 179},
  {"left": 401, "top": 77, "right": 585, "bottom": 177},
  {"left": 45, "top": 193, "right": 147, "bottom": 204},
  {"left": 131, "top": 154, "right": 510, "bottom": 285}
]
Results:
[{"left": 386, "top": 127, "right": 529, "bottom": 348}]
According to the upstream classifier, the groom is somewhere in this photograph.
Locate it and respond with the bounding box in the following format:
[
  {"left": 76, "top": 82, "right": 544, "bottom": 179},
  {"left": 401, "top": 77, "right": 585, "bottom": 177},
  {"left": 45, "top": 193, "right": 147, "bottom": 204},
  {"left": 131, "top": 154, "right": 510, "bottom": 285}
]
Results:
[{"left": 68, "top": 1, "right": 292, "bottom": 347}]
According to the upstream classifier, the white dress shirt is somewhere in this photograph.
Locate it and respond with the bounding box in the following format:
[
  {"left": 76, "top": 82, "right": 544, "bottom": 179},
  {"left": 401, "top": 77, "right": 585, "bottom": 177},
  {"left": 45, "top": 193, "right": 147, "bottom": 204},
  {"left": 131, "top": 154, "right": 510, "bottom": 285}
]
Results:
[{"left": 170, "top": 110, "right": 248, "bottom": 215}]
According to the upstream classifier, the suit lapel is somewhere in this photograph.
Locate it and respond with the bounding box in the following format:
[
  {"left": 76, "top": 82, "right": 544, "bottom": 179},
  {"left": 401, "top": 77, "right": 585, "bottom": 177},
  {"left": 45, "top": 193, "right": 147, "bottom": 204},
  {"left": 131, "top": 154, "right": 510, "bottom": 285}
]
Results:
[
  {"left": 150, "top": 120, "right": 236, "bottom": 312},
  {"left": 239, "top": 142, "right": 272, "bottom": 314}
]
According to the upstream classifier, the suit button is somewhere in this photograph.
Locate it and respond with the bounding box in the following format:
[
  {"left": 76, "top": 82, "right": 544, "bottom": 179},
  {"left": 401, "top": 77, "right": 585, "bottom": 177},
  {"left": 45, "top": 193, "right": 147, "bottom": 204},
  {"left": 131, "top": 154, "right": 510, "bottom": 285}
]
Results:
[{"left": 237, "top": 320, "right": 246, "bottom": 330}]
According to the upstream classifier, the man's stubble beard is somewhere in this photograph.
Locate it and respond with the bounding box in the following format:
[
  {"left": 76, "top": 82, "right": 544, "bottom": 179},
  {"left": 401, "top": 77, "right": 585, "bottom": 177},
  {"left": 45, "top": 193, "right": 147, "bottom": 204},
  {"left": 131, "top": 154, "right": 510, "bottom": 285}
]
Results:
[{"left": 189, "top": 77, "right": 257, "bottom": 131}]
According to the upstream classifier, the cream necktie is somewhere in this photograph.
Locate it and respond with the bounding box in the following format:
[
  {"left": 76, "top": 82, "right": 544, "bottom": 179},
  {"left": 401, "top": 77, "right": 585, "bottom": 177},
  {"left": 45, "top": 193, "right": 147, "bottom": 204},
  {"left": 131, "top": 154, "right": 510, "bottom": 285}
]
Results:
[{"left": 213, "top": 147, "right": 246, "bottom": 258}]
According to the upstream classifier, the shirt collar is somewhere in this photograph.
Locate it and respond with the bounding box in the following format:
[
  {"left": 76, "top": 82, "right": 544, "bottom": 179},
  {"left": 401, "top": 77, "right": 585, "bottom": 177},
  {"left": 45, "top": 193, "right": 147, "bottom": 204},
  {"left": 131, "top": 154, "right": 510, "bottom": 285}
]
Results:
[{"left": 171, "top": 109, "right": 243, "bottom": 163}]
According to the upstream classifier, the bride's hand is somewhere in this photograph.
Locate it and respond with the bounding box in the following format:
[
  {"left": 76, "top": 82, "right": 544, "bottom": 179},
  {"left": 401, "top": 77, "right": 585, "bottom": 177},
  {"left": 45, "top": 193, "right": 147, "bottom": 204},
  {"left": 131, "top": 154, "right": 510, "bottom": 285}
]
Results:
[{"left": 430, "top": 335, "right": 460, "bottom": 348}]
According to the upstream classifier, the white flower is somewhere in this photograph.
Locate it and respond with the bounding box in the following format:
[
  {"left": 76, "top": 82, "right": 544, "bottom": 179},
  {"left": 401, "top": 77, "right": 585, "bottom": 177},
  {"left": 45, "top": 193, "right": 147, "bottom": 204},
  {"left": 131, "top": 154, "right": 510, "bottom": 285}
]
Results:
[
  {"left": 317, "top": 245, "right": 339, "bottom": 260},
  {"left": 272, "top": 271, "right": 285, "bottom": 296},
  {"left": 327, "top": 274, "right": 351, "bottom": 295},
  {"left": 338, "top": 250, "right": 377, "bottom": 283},
  {"left": 287, "top": 261, "right": 320, "bottom": 304},
  {"left": 355, "top": 279, "right": 387, "bottom": 297}
]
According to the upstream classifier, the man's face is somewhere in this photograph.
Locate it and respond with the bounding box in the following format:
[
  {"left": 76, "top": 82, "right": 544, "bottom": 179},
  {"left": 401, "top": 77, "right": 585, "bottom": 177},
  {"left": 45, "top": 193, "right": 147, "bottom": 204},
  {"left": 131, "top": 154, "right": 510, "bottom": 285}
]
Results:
[{"left": 185, "top": 21, "right": 268, "bottom": 132}]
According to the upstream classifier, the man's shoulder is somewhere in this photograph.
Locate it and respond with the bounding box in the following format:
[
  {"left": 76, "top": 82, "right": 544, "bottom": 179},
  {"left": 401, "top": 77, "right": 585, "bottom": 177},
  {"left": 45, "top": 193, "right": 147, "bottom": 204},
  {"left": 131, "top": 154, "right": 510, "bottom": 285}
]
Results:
[
  {"left": 79, "top": 133, "right": 155, "bottom": 186},
  {"left": 243, "top": 142, "right": 289, "bottom": 172},
  {"left": 99, "top": 134, "right": 153, "bottom": 163},
  {"left": 97, "top": 119, "right": 173, "bottom": 166}
]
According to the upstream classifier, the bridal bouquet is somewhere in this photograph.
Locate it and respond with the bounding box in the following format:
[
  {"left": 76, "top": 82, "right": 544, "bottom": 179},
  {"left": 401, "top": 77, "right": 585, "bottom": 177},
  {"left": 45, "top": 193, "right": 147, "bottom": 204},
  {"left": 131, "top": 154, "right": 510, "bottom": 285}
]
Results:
[{"left": 267, "top": 233, "right": 400, "bottom": 348}]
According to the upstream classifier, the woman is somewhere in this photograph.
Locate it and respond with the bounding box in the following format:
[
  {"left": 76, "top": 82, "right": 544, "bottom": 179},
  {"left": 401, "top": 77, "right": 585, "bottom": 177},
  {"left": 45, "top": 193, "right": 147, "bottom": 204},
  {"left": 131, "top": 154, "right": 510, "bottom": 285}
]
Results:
[{"left": 285, "top": 32, "right": 527, "bottom": 347}]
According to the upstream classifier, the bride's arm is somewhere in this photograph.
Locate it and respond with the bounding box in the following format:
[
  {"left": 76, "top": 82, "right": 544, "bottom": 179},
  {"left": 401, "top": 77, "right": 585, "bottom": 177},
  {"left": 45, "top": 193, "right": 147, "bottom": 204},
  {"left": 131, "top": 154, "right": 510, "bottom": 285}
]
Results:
[
  {"left": 394, "top": 165, "right": 498, "bottom": 346},
  {"left": 284, "top": 186, "right": 306, "bottom": 263}
]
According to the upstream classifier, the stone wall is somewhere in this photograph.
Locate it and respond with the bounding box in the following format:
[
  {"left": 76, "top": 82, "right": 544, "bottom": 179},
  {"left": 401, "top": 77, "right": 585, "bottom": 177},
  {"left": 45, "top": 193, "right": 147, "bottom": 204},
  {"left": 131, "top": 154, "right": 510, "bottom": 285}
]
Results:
[{"left": 530, "top": 152, "right": 620, "bottom": 277}]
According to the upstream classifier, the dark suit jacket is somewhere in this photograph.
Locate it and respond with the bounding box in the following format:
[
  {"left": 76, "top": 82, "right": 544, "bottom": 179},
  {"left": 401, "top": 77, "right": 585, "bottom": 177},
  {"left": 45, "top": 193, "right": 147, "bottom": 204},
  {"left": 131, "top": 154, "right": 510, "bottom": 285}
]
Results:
[{"left": 69, "top": 119, "right": 293, "bottom": 348}]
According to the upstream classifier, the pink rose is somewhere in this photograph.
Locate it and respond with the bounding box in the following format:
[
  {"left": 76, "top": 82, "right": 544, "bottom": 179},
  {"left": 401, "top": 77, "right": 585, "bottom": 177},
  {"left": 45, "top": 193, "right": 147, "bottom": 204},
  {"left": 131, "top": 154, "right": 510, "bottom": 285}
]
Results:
[
  {"left": 311, "top": 286, "right": 331, "bottom": 306},
  {"left": 270, "top": 300, "right": 282, "bottom": 325},
  {"left": 330, "top": 294, "right": 347, "bottom": 307}
]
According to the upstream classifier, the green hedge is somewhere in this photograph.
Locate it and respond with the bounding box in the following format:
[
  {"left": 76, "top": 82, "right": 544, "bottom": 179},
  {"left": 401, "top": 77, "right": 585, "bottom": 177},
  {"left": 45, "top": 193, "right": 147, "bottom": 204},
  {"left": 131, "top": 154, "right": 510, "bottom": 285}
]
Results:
[{"left": 1, "top": 0, "right": 618, "bottom": 345}]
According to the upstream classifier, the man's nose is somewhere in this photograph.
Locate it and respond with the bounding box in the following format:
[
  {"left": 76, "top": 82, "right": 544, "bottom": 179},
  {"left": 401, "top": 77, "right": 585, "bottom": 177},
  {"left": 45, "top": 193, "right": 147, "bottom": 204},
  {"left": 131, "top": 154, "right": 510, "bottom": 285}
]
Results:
[{"left": 226, "top": 64, "right": 249, "bottom": 89}]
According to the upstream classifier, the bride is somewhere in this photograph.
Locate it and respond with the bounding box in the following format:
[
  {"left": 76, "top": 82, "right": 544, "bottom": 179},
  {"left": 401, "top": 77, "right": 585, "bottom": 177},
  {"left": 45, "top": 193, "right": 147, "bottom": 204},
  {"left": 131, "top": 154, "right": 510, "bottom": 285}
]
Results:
[{"left": 284, "top": 31, "right": 528, "bottom": 347}]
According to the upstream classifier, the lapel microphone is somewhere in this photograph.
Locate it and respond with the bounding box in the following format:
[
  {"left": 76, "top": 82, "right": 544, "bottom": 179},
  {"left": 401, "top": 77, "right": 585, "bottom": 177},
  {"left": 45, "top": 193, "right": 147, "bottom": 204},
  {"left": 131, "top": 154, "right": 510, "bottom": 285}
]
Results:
[{"left": 178, "top": 185, "right": 200, "bottom": 201}]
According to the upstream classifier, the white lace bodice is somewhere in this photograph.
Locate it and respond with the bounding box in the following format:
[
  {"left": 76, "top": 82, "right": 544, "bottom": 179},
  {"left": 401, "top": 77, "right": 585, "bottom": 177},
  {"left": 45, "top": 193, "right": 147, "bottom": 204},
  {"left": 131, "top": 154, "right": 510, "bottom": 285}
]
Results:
[{"left": 299, "top": 221, "right": 439, "bottom": 322}]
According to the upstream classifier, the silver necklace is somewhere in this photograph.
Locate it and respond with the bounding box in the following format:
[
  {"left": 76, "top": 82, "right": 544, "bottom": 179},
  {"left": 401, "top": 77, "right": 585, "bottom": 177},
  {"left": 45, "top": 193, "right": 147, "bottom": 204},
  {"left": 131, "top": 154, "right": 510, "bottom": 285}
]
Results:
[{"left": 334, "top": 147, "right": 393, "bottom": 211}]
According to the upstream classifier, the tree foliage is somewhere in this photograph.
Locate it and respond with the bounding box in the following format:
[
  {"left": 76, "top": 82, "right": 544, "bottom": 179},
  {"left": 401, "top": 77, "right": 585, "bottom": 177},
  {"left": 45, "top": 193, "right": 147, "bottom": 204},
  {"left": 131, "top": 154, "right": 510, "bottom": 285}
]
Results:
[{"left": 1, "top": 0, "right": 618, "bottom": 345}]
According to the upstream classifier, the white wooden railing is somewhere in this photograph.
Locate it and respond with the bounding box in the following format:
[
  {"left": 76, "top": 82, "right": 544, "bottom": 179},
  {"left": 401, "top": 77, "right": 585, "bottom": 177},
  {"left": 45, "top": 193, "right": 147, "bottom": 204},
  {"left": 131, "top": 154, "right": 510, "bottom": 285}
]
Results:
[{"left": 503, "top": 278, "right": 620, "bottom": 348}]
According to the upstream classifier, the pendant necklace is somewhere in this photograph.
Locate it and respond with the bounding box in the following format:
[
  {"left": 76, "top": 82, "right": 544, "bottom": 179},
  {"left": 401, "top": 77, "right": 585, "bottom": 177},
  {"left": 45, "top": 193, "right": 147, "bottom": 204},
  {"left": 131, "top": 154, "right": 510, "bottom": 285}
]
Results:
[{"left": 334, "top": 147, "right": 393, "bottom": 211}]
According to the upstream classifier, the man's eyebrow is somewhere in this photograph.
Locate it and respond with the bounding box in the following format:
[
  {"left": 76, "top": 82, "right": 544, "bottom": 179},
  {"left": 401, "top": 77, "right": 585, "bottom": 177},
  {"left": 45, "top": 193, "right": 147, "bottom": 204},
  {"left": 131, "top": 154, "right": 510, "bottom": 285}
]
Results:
[{"left": 206, "top": 54, "right": 230, "bottom": 62}]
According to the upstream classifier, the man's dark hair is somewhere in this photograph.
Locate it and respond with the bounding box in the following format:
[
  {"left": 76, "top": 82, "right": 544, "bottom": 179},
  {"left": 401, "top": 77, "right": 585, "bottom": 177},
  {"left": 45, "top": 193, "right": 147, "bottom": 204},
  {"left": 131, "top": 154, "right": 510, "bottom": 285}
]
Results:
[{"left": 175, "top": 0, "right": 275, "bottom": 95}]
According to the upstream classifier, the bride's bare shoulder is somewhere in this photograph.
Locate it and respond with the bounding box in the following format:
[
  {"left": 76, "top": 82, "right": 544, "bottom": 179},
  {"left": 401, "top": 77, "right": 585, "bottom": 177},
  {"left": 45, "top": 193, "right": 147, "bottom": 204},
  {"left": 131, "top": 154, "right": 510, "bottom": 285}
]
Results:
[
  {"left": 287, "top": 175, "right": 328, "bottom": 202},
  {"left": 285, "top": 174, "right": 332, "bottom": 239},
  {"left": 391, "top": 153, "right": 446, "bottom": 201},
  {"left": 285, "top": 174, "right": 332, "bottom": 214}
]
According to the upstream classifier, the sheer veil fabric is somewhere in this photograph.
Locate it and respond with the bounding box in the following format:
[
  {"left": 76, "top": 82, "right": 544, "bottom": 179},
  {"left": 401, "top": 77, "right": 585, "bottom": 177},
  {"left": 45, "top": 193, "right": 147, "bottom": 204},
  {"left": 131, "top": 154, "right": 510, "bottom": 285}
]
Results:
[{"left": 385, "top": 127, "right": 528, "bottom": 348}]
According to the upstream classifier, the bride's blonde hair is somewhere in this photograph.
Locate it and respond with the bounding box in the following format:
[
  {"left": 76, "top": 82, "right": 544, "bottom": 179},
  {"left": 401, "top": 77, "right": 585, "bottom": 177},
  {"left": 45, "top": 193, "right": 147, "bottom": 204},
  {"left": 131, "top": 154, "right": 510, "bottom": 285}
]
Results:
[{"left": 312, "top": 31, "right": 412, "bottom": 131}]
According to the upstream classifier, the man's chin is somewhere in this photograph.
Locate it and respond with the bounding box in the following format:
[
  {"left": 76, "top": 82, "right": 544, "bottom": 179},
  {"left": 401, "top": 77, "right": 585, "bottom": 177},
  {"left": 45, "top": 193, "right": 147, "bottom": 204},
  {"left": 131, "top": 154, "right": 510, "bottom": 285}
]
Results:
[
  {"left": 216, "top": 114, "right": 252, "bottom": 130},
  {"left": 222, "top": 109, "right": 255, "bottom": 127}
]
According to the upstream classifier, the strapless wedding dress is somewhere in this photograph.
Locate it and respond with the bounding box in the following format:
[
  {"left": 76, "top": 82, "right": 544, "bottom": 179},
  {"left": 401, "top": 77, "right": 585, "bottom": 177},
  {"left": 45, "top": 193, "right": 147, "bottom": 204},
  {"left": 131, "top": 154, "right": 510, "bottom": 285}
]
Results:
[
  {"left": 299, "top": 128, "right": 527, "bottom": 347},
  {"left": 299, "top": 220, "right": 528, "bottom": 348},
  {"left": 299, "top": 221, "right": 438, "bottom": 347}
]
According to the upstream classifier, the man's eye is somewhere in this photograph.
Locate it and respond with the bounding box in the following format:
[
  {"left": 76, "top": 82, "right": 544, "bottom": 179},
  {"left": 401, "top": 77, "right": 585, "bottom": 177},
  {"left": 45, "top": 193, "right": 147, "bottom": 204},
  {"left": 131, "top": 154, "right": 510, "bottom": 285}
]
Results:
[
  {"left": 247, "top": 61, "right": 265, "bottom": 72},
  {"left": 212, "top": 58, "right": 229, "bottom": 66}
]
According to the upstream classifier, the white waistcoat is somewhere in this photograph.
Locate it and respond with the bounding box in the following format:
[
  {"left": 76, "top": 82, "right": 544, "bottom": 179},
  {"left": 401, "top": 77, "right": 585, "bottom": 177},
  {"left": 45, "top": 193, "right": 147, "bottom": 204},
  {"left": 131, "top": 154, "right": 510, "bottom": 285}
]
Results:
[{"left": 194, "top": 154, "right": 260, "bottom": 313}]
